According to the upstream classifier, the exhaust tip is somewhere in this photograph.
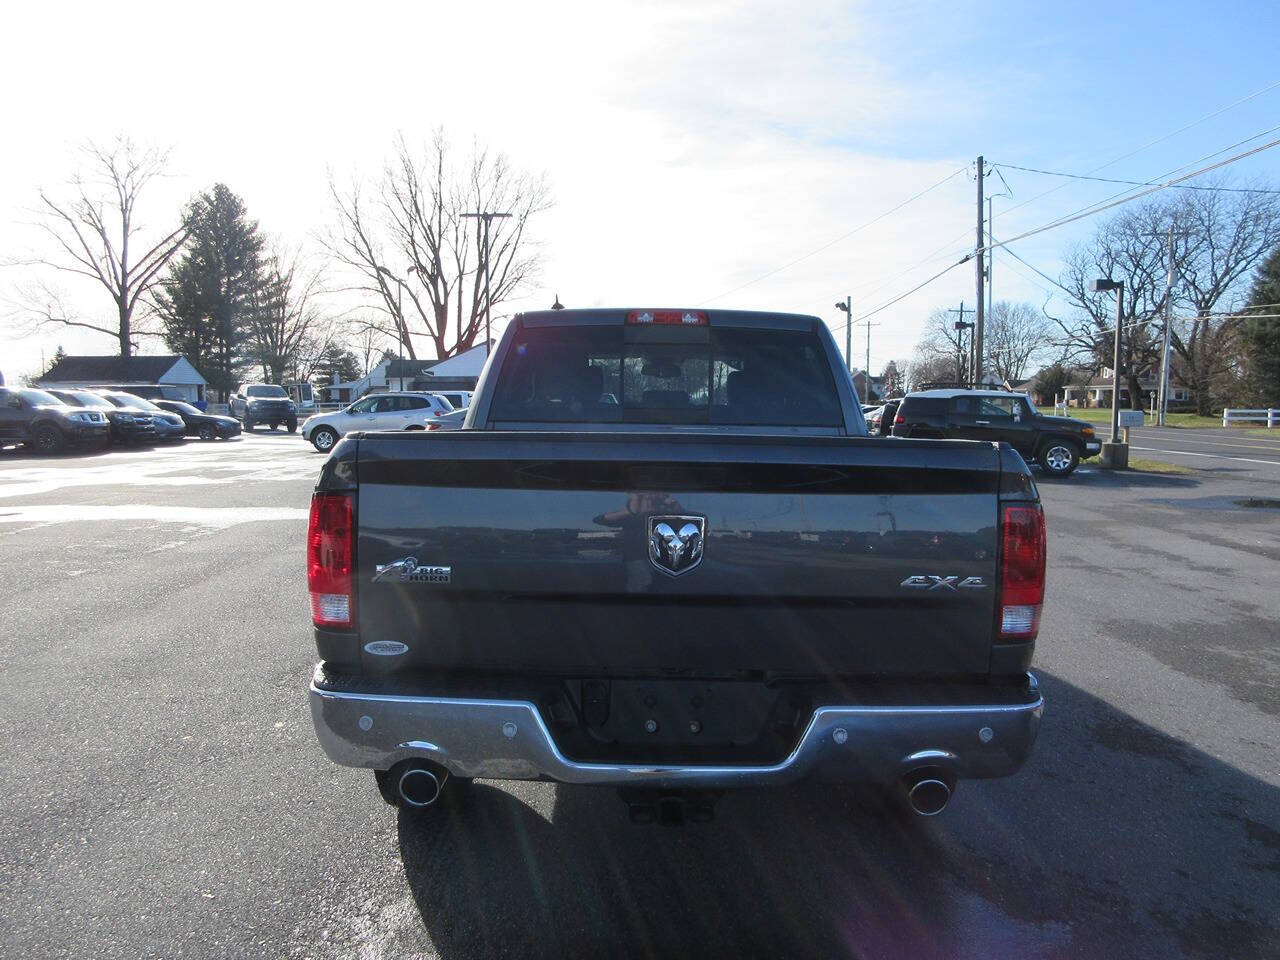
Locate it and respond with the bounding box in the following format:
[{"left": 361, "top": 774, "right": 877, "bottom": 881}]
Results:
[
  {"left": 398, "top": 765, "right": 444, "bottom": 807},
  {"left": 903, "top": 766, "right": 954, "bottom": 816},
  {"left": 907, "top": 777, "right": 951, "bottom": 816}
]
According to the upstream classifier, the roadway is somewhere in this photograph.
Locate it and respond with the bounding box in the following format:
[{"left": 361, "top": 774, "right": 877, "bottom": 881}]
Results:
[
  {"left": 1124, "top": 424, "right": 1280, "bottom": 479},
  {"left": 0, "top": 433, "right": 1276, "bottom": 958}
]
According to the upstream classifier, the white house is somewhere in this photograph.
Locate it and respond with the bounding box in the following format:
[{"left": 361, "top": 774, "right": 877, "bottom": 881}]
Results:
[
  {"left": 326, "top": 342, "right": 491, "bottom": 402},
  {"left": 417, "top": 342, "right": 490, "bottom": 380}
]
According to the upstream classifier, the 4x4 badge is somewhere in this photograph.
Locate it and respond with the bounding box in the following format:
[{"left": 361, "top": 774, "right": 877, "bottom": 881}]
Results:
[{"left": 900, "top": 575, "right": 986, "bottom": 590}]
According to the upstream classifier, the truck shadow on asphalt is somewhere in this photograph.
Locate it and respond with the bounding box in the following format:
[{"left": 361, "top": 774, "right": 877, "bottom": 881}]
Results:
[
  {"left": 394, "top": 672, "right": 1279, "bottom": 960},
  {"left": 1041, "top": 469, "right": 1201, "bottom": 490}
]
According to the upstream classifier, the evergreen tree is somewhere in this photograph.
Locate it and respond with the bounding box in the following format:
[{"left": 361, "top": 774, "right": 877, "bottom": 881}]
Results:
[
  {"left": 155, "top": 185, "right": 266, "bottom": 400},
  {"left": 315, "top": 343, "right": 362, "bottom": 389},
  {"left": 1242, "top": 245, "right": 1280, "bottom": 404}
]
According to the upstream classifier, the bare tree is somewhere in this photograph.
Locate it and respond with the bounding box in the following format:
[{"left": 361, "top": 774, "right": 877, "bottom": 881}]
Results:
[
  {"left": 1168, "top": 184, "right": 1280, "bottom": 414},
  {"left": 985, "top": 300, "right": 1053, "bottom": 383},
  {"left": 1050, "top": 182, "right": 1280, "bottom": 413},
  {"left": 907, "top": 308, "right": 971, "bottom": 388},
  {"left": 17, "top": 137, "right": 189, "bottom": 356},
  {"left": 244, "top": 246, "right": 337, "bottom": 384},
  {"left": 323, "top": 132, "right": 550, "bottom": 359},
  {"left": 1050, "top": 200, "right": 1170, "bottom": 409},
  {"left": 350, "top": 318, "right": 392, "bottom": 376}
]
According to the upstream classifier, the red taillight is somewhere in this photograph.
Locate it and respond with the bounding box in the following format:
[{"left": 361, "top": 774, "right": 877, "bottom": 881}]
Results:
[
  {"left": 433, "top": 409, "right": 442, "bottom": 416},
  {"left": 999, "top": 503, "right": 1046, "bottom": 640},
  {"left": 894, "top": 413, "right": 905, "bottom": 425},
  {"left": 308, "top": 492, "right": 354, "bottom": 628},
  {"left": 626, "top": 309, "right": 708, "bottom": 326}
]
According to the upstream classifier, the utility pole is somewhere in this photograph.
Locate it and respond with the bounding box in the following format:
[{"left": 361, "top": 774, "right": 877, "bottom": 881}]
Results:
[
  {"left": 974, "top": 155, "right": 985, "bottom": 387},
  {"left": 948, "top": 302, "right": 972, "bottom": 386},
  {"left": 865, "top": 310, "right": 872, "bottom": 402},
  {"left": 1157, "top": 220, "right": 1175, "bottom": 427},
  {"left": 461, "top": 210, "right": 512, "bottom": 350},
  {"left": 987, "top": 196, "right": 994, "bottom": 320}
]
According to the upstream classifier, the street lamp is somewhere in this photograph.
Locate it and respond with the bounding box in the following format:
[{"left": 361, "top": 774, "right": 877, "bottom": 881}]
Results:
[
  {"left": 1090, "top": 277, "right": 1127, "bottom": 468},
  {"left": 834, "top": 298, "right": 853, "bottom": 380}
]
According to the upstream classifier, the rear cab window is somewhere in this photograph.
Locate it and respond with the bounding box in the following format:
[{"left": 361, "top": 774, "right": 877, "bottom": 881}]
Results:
[{"left": 489, "top": 324, "right": 843, "bottom": 427}]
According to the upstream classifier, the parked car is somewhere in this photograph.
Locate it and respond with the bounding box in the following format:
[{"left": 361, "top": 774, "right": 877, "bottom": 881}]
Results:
[
  {"left": 98, "top": 383, "right": 189, "bottom": 404},
  {"left": 96, "top": 391, "right": 186, "bottom": 442},
  {"left": 307, "top": 307, "right": 1046, "bottom": 820},
  {"left": 426, "top": 408, "right": 467, "bottom": 431},
  {"left": 891, "top": 388, "right": 1099, "bottom": 477},
  {"left": 0, "top": 387, "right": 110, "bottom": 454},
  {"left": 301, "top": 391, "right": 454, "bottom": 453},
  {"left": 434, "top": 390, "right": 471, "bottom": 410},
  {"left": 229, "top": 384, "right": 298, "bottom": 432},
  {"left": 864, "top": 404, "right": 885, "bottom": 432},
  {"left": 46, "top": 389, "right": 158, "bottom": 445},
  {"left": 153, "top": 400, "right": 242, "bottom": 441},
  {"left": 867, "top": 398, "right": 901, "bottom": 437}
]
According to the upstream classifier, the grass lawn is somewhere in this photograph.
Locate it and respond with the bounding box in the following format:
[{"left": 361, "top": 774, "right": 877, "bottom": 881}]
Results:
[{"left": 1037, "top": 407, "right": 1270, "bottom": 430}]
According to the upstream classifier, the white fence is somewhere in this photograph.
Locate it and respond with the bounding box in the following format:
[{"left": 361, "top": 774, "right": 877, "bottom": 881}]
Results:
[{"left": 1222, "top": 408, "right": 1279, "bottom": 428}]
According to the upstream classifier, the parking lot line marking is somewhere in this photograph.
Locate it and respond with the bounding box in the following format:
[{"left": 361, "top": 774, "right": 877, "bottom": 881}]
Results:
[
  {"left": 0, "top": 504, "right": 310, "bottom": 528},
  {"left": 1130, "top": 446, "right": 1280, "bottom": 467},
  {"left": 1132, "top": 431, "right": 1280, "bottom": 452}
]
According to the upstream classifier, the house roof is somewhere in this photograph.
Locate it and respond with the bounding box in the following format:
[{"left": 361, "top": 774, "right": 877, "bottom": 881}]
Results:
[
  {"left": 384, "top": 358, "right": 443, "bottom": 379},
  {"left": 1075, "top": 373, "right": 1159, "bottom": 388},
  {"left": 910, "top": 388, "right": 1031, "bottom": 400},
  {"left": 38, "top": 354, "right": 202, "bottom": 384}
]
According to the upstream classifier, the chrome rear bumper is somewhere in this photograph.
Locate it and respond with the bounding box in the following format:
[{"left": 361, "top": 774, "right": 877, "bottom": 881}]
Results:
[{"left": 309, "top": 671, "right": 1044, "bottom": 788}]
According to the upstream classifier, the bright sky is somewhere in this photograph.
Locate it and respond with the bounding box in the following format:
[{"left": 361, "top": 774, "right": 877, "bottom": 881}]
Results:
[{"left": 3, "top": 0, "right": 1279, "bottom": 382}]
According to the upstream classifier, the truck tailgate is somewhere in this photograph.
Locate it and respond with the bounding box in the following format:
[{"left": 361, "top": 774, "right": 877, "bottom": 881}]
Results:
[{"left": 352, "top": 432, "right": 1002, "bottom": 679}]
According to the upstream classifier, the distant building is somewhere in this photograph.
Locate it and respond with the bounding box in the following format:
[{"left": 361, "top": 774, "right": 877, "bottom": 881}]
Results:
[
  {"left": 1061, "top": 366, "right": 1192, "bottom": 408},
  {"left": 36, "top": 354, "right": 208, "bottom": 403},
  {"left": 325, "top": 342, "right": 490, "bottom": 403}
]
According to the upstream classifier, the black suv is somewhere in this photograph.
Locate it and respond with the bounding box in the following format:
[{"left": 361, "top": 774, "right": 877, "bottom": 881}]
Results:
[
  {"left": 891, "top": 389, "right": 1100, "bottom": 477},
  {"left": 0, "top": 387, "right": 110, "bottom": 454},
  {"left": 229, "top": 384, "right": 298, "bottom": 432},
  {"left": 46, "top": 389, "right": 158, "bottom": 445}
]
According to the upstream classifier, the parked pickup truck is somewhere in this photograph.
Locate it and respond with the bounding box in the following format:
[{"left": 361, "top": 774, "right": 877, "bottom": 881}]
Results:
[{"left": 308, "top": 308, "right": 1046, "bottom": 821}]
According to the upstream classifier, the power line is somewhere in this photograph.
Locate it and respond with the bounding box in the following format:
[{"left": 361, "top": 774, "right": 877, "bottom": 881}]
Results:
[
  {"left": 981, "top": 131, "right": 1280, "bottom": 256},
  {"left": 841, "top": 226, "right": 975, "bottom": 310},
  {"left": 698, "top": 165, "right": 968, "bottom": 305},
  {"left": 835, "top": 256, "right": 973, "bottom": 330},
  {"left": 992, "top": 78, "right": 1280, "bottom": 222},
  {"left": 996, "top": 248, "right": 1064, "bottom": 300},
  {"left": 834, "top": 130, "right": 1280, "bottom": 335},
  {"left": 993, "top": 162, "right": 1280, "bottom": 194},
  {"left": 998, "top": 242, "right": 1072, "bottom": 295}
]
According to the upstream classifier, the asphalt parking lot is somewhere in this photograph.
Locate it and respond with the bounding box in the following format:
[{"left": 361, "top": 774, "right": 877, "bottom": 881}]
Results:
[{"left": 1, "top": 432, "right": 1277, "bottom": 959}]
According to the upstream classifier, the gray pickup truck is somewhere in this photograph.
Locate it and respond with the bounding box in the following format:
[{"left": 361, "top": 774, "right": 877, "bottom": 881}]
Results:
[{"left": 308, "top": 308, "right": 1045, "bottom": 820}]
